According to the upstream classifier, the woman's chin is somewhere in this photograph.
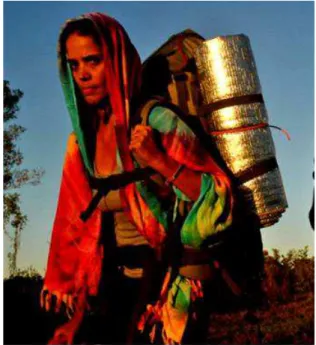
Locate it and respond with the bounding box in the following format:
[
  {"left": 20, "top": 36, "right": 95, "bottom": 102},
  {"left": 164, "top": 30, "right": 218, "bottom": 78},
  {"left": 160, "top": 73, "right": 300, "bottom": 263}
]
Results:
[{"left": 84, "top": 96, "right": 102, "bottom": 106}]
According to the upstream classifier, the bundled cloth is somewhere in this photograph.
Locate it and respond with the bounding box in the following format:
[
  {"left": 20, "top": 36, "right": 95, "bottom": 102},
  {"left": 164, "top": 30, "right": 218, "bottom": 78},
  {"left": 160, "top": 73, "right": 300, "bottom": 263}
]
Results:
[{"left": 194, "top": 34, "right": 288, "bottom": 227}]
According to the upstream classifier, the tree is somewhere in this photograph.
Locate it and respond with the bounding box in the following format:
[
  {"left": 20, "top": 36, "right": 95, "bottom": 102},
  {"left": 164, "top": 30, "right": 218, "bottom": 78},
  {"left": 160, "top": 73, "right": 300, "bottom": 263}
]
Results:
[{"left": 4, "top": 80, "right": 44, "bottom": 276}]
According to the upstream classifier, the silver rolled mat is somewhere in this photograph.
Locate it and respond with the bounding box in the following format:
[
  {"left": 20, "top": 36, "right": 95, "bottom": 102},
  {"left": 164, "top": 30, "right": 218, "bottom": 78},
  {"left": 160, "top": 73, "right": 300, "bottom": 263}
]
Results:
[{"left": 194, "top": 34, "right": 288, "bottom": 227}]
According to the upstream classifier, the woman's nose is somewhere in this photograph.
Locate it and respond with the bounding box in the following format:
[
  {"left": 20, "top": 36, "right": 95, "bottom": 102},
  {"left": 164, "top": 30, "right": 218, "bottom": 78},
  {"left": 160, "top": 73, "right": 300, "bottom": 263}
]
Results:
[{"left": 78, "top": 66, "right": 91, "bottom": 81}]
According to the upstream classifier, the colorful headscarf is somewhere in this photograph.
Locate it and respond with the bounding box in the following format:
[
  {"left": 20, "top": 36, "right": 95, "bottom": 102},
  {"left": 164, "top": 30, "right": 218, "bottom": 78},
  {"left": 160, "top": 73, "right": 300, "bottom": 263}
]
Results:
[{"left": 58, "top": 12, "right": 141, "bottom": 175}]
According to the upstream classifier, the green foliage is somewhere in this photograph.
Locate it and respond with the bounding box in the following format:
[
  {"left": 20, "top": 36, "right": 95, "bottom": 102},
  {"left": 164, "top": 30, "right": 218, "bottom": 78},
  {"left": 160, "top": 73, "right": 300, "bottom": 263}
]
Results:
[
  {"left": 263, "top": 247, "right": 314, "bottom": 303},
  {"left": 3, "top": 80, "right": 44, "bottom": 276},
  {"left": 281, "top": 246, "right": 314, "bottom": 295},
  {"left": 271, "top": 248, "right": 281, "bottom": 262},
  {"left": 7, "top": 265, "right": 42, "bottom": 280}
]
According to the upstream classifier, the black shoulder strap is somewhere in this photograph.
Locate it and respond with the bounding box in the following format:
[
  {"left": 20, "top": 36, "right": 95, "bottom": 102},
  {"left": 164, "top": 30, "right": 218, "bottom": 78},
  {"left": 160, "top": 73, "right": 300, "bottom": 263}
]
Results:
[{"left": 81, "top": 168, "right": 155, "bottom": 222}]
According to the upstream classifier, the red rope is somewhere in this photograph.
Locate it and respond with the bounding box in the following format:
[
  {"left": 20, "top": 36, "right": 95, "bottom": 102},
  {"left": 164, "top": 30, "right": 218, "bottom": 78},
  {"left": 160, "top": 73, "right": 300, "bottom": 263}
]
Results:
[
  {"left": 210, "top": 122, "right": 268, "bottom": 136},
  {"left": 270, "top": 125, "right": 291, "bottom": 141},
  {"left": 210, "top": 122, "right": 291, "bottom": 141}
]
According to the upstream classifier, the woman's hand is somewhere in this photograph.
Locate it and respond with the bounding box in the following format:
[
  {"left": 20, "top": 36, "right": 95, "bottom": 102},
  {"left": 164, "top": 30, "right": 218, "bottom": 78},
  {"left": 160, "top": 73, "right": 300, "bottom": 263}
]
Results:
[
  {"left": 129, "top": 125, "right": 164, "bottom": 167},
  {"left": 130, "top": 125, "right": 202, "bottom": 200}
]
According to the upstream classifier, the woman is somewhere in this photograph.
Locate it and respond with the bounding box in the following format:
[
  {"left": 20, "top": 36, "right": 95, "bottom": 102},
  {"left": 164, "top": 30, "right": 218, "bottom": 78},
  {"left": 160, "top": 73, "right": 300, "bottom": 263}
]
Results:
[{"left": 41, "top": 12, "right": 234, "bottom": 344}]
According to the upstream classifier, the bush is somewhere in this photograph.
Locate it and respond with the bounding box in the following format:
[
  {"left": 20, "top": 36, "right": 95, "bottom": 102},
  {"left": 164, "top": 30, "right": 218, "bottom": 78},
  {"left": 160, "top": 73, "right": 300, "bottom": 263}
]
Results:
[
  {"left": 5, "top": 265, "right": 42, "bottom": 280},
  {"left": 262, "top": 247, "right": 314, "bottom": 304},
  {"left": 4, "top": 275, "right": 67, "bottom": 344}
]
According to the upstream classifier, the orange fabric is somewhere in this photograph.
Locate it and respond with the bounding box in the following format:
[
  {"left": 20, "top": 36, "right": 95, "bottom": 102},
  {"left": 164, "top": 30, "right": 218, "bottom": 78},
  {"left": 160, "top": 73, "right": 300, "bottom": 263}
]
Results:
[
  {"left": 44, "top": 134, "right": 103, "bottom": 344},
  {"left": 44, "top": 132, "right": 165, "bottom": 343},
  {"left": 161, "top": 130, "right": 232, "bottom": 189},
  {"left": 44, "top": 133, "right": 103, "bottom": 297},
  {"left": 45, "top": 12, "right": 157, "bottom": 296}
]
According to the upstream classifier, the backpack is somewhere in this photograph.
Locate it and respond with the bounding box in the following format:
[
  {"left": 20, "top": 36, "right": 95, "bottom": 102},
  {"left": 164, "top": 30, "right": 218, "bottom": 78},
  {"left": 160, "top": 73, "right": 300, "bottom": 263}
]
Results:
[
  {"left": 140, "top": 30, "right": 266, "bottom": 311},
  {"left": 141, "top": 29, "right": 205, "bottom": 117}
]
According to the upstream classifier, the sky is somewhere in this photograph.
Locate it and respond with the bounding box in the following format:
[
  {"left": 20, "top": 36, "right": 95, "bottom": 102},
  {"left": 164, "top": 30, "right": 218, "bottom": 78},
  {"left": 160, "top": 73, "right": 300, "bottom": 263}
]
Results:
[{"left": 3, "top": 1, "right": 314, "bottom": 276}]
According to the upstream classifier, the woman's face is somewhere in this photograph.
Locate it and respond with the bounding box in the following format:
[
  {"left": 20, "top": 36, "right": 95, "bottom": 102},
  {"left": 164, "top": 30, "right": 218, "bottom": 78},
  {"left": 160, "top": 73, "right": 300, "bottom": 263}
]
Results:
[{"left": 66, "top": 32, "right": 108, "bottom": 106}]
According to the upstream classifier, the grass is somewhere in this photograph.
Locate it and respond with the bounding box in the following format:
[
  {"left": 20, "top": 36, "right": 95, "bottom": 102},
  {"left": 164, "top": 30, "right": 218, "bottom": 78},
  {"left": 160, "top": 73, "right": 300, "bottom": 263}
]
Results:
[{"left": 208, "top": 292, "right": 314, "bottom": 344}]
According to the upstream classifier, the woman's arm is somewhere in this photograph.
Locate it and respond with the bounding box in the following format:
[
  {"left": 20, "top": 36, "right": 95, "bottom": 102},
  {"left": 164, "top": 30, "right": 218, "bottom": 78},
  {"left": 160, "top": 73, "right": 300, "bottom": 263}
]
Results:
[
  {"left": 130, "top": 105, "right": 233, "bottom": 248},
  {"left": 130, "top": 125, "right": 202, "bottom": 201}
]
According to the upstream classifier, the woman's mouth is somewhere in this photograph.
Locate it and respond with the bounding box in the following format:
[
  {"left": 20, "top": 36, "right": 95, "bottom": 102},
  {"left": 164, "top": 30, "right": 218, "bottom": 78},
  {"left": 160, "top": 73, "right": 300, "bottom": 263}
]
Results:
[{"left": 83, "top": 87, "right": 98, "bottom": 96}]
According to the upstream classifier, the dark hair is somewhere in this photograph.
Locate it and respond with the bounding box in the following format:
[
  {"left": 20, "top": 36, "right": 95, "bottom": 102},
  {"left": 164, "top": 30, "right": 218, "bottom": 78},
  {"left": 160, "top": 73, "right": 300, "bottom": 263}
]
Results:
[
  {"left": 60, "top": 18, "right": 101, "bottom": 49},
  {"left": 60, "top": 18, "right": 114, "bottom": 59}
]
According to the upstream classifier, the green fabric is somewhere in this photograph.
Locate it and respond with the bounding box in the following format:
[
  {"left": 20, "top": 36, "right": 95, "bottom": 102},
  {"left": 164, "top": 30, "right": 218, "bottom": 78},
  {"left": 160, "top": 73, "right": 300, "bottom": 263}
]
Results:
[
  {"left": 180, "top": 173, "right": 229, "bottom": 248},
  {"left": 60, "top": 63, "right": 94, "bottom": 175},
  {"left": 173, "top": 186, "right": 192, "bottom": 202},
  {"left": 58, "top": 16, "right": 97, "bottom": 176},
  {"left": 148, "top": 105, "right": 231, "bottom": 249},
  {"left": 136, "top": 180, "right": 169, "bottom": 231},
  {"left": 168, "top": 275, "right": 191, "bottom": 313},
  {"left": 146, "top": 104, "right": 233, "bottom": 342},
  {"left": 149, "top": 105, "right": 194, "bottom": 137}
]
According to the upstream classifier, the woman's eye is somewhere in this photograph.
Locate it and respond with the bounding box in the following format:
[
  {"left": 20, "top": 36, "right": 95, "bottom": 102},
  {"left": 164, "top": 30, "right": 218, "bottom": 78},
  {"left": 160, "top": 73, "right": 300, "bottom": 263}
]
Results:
[
  {"left": 89, "top": 57, "right": 101, "bottom": 65},
  {"left": 69, "top": 62, "right": 78, "bottom": 71}
]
